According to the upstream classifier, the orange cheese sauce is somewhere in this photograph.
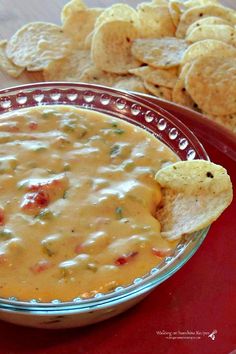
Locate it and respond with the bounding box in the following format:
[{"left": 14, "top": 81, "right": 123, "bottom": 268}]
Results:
[{"left": 0, "top": 105, "right": 178, "bottom": 301}]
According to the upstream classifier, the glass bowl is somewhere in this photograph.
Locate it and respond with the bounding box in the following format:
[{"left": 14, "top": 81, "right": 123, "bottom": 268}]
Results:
[{"left": 0, "top": 82, "right": 209, "bottom": 329}]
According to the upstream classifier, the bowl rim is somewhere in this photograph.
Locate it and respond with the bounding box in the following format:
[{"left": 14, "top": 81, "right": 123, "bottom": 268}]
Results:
[{"left": 0, "top": 82, "right": 210, "bottom": 313}]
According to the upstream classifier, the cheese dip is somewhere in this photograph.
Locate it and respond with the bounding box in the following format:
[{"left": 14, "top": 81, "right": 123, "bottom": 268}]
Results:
[{"left": 0, "top": 105, "right": 178, "bottom": 302}]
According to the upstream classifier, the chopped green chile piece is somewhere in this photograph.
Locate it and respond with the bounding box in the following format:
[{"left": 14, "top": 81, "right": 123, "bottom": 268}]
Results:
[{"left": 0, "top": 229, "right": 13, "bottom": 241}]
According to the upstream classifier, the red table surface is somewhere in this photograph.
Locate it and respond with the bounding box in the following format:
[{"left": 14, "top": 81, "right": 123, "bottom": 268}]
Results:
[{"left": 0, "top": 102, "right": 235, "bottom": 354}]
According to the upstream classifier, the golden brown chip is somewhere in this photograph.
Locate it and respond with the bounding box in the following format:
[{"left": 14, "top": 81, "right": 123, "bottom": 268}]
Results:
[
  {"left": 181, "top": 39, "right": 236, "bottom": 64},
  {"left": 0, "top": 40, "right": 24, "bottom": 78},
  {"left": 155, "top": 160, "right": 233, "bottom": 240},
  {"left": 6, "top": 22, "right": 72, "bottom": 71},
  {"left": 144, "top": 81, "right": 172, "bottom": 101},
  {"left": 79, "top": 65, "right": 123, "bottom": 86},
  {"left": 186, "top": 24, "right": 235, "bottom": 44},
  {"left": 185, "top": 55, "right": 236, "bottom": 115},
  {"left": 114, "top": 76, "right": 148, "bottom": 94},
  {"left": 129, "top": 66, "right": 178, "bottom": 88},
  {"left": 137, "top": 4, "right": 176, "bottom": 38},
  {"left": 176, "top": 4, "right": 236, "bottom": 38},
  {"left": 172, "top": 63, "right": 197, "bottom": 110},
  {"left": 91, "top": 20, "right": 140, "bottom": 74},
  {"left": 131, "top": 37, "right": 188, "bottom": 68},
  {"left": 43, "top": 49, "right": 91, "bottom": 82}
]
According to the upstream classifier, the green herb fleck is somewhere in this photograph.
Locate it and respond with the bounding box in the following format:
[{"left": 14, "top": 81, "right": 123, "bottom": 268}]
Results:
[
  {"left": 32, "top": 146, "right": 47, "bottom": 152},
  {"left": 42, "top": 243, "right": 55, "bottom": 257},
  {"left": 87, "top": 263, "right": 98, "bottom": 272},
  {"left": 78, "top": 130, "right": 87, "bottom": 139},
  {"left": 110, "top": 144, "right": 120, "bottom": 157},
  {"left": 42, "top": 110, "right": 57, "bottom": 119},
  {"left": 114, "top": 128, "right": 124, "bottom": 135},
  {"left": 124, "top": 161, "right": 135, "bottom": 172},
  {"left": 47, "top": 169, "right": 57, "bottom": 175},
  {"left": 0, "top": 229, "right": 13, "bottom": 241},
  {"left": 63, "top": 163, "right": 71, "bottom": 172},
  {"left": 35, "top": 209, "right": 54, "bottom": 221},
  {"left": 62, "top": 190, "right": 68, "bottom": 199},
  {"left": 115, "top": 207, "right": 123, "bottom": 219},
  {"left": 111, "top": 122, "right": 118, "bottom": 128}
]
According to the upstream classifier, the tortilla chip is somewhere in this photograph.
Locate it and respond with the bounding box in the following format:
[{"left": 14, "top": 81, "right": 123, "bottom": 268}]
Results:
[
  {"left": 43, "top": 49, "right": 91, "bottom": 81},
  {"left": 176, "top": 4, "right": 236, "bottom": 38},
  {"left": 79, "top": 65, "right": 123, "bottom": 86},
  {"left": 0, "top": 40, "right": 24, "bottom": 78},
  {"left": 131, "top": 37, "right": 188, "bottom": 68},
  {"left": 91, "top": 20, "right": 140, "bottom": 74},
  {"left": 186, "top": 24, "right": 235, "bottom": 44},
  {"left": 144, "top": 81, "right": 172, "bottom": 100},
  {"left": 137, "top": 4, "right": 176, "bottom": 38},
  {"left": 181, "top": 39, "right": 236, "bottom": 64},
  {"left": 6, "top": 22, "right": 72, "bottom": 71},
  {"left": 202, "top": 112, "right": 236, "bottom": 133},
  {"left": 61, "top": 0, "right": 86, "bottom": 24},
  {"left": 172, "top": 63, "right": 197, "bottom": 110},
  {"left": 95, "top": 3, "right": 138, "bottom": 28},
  {"left": 62, "top": 8, "right": 103, "bottom": 47},
  {"left": 129, "top": 66, "right": 178, "bottom": 88},
  {"left": 186, "top": 15, "right": 232, "bottom": 36},
  {"left": 185, "top": 55, "right": 236, "bottom": 115},
  {"left": 114, "top": 76, "right": 148, "bottom": 93},
  {"left": 155, "top": 160, "right": 233, "bottom": 240}
]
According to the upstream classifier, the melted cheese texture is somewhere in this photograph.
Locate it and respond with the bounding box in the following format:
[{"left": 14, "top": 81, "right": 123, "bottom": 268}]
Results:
[{"left": 0, "top": 105, "right": 178, "bottom": 301}]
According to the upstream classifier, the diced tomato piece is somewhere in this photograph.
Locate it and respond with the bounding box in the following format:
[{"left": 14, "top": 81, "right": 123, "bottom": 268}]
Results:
[
  {"left": 30, "top": 259, "right": 51, "bottom": 273},
  {"left": 0, "top": 254, "right": 7, "bottom": 265},
  {"left": 21, "top": 191, "right": 50, "bottom": 210},
  {"left": 28, "top": 177, "right": 65, "bottom": 194},
  {"left": 74, "top": 244, "right": 82, "bottom": 254},
  {"left": 115, "top": 251, "right": 138, "bottom": 266},
  {"left": 8, "top": 125, "right": 19, "bottom": 133},
  {"left": 0, "top": 207, "right": 5, "bottom": 226},
  {"left": 28, "top": 121, "right": 38, "bottom": 130},
  {"left": 152, "top": 248, "right": 171, "bottom": 258}
]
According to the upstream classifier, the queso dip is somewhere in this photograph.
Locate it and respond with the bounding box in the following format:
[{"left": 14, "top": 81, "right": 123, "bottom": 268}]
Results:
[{"left": 0, "top": 105, "right": 178, "bottom": 302}]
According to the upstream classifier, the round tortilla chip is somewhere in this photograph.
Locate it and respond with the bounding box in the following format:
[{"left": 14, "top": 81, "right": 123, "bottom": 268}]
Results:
[
  {"left": 185, "top": 55, "right": 236, "bottom": 115},
  {"left": 0, "top": 40, "right": 24, "bottom": 78},
  {"left": 79, "top": 65, "right": 123, "bottom": 86},
  {"left": 168, "top": 1, "right": 185, "bottom": 27},
  {"left": 202, "top": 112, "right": 236, "bottom": 133},
  {"left": 172, "top": 63, "right": 197, "bottom": 110},
  {"left": 137, "top": 4, "right": 176, "bottom": 38},
  {"left": 144, "top": 81, "right": 172, "bottom": 101},
  {"left": 131, "top": 37, "right": 188, "bottom": 69},
  {"left": 114, "top": 76, "right": 148, "bottom": 94},
  {"left": 43, "top": 49, "right": 91, "bottom": 82},
  {"left": 129, "top": 66, "right": 178, "bottom": 88},
  {"left": 91, "top": 20, "right": 140, "bottom": 74},
  {"left": 61, "top": 0, "right": 86, "bottom": 24},
  {"left": 186, "top": 16, "right": 232, "bottom": 36},
  {"left": 184, "top": 0, "right": 220, "bottom": 7},
  {"left": 186, "top": 24, "right": 235, "bottom": 44},
  {"left": 95, "top": 4, "right": 138, "bottom": 28},
  {"left": 155, "top": 160, "right": 233, "bottom": 240},
  {"left": 181, "top": 39, "right": 236, "bottom": 64},
  {"left": 62, "top": 8, "right": 103, "bottom": 46},
  {"left": 176, "top": 5, "right": 236, "bottom": 38},
  {"left": 6, "top": 22, "right": 72, "bottom": 71}
]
